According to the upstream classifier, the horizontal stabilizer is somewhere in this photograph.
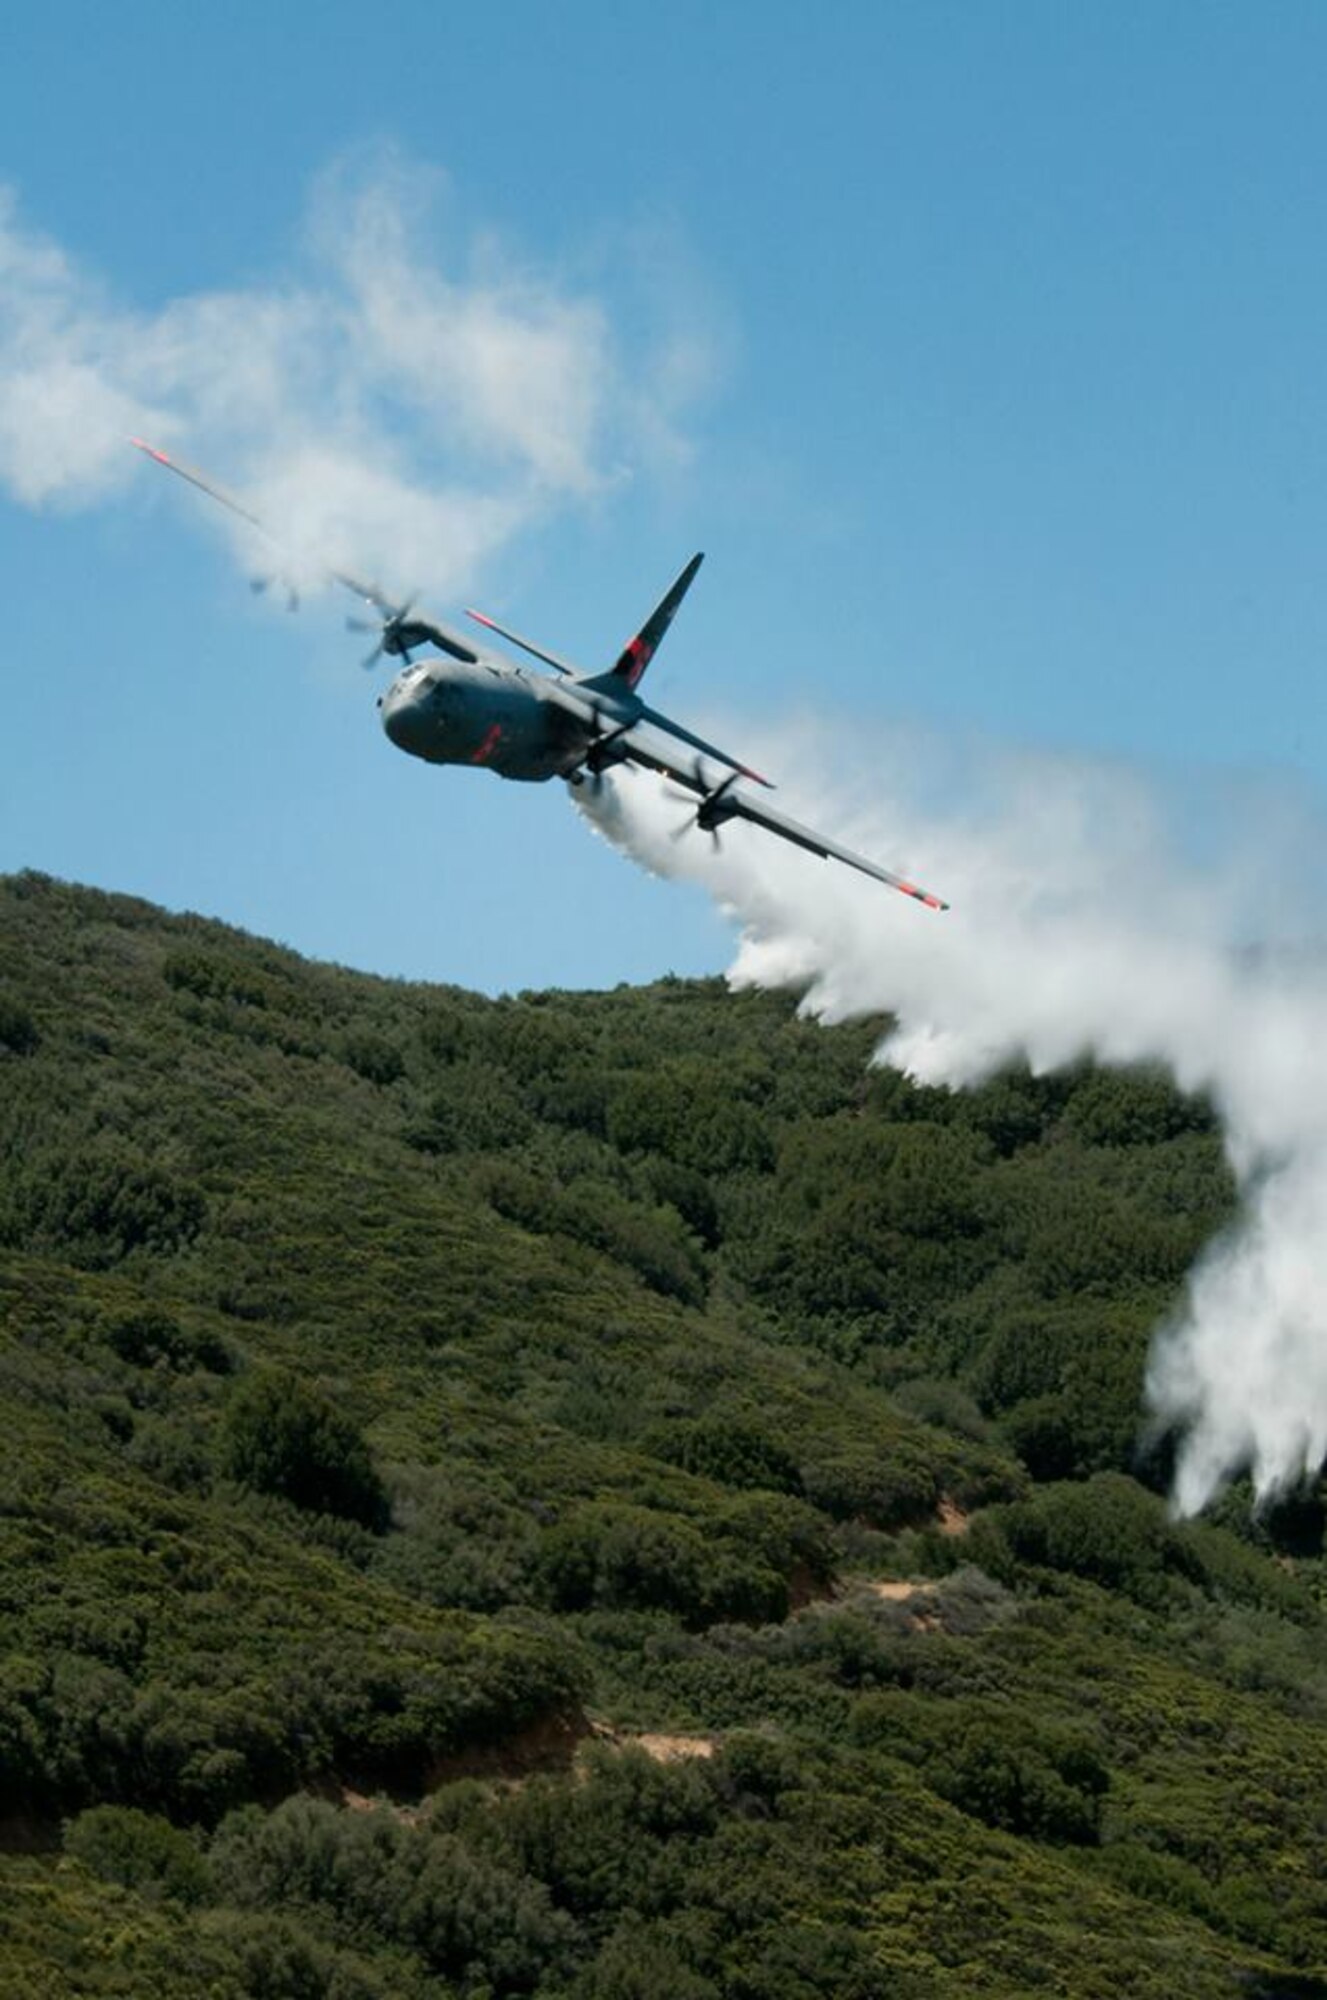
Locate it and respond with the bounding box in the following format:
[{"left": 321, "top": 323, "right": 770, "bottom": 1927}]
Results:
[{"left": 465, "top": 607, "right": 581, "bottom": 677}]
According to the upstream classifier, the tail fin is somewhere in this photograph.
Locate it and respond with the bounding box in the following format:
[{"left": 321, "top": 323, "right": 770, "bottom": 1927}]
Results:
[{"left": 608, "top": 552, "right": 703, "bottom": 689}]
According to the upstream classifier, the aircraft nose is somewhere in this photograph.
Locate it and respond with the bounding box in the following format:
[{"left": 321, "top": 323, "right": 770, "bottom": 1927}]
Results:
[
  {"left": 377, "top": 680, "right": 435, "bottom": 756},
  {"left": 379, "top": 680, "right": 419, "bottom": 751},
  {"left": 380, "top": 691, "right": 407, "bottom": 747}
]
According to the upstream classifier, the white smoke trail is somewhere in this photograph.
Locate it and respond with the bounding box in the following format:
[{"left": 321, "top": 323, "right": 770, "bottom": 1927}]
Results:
[
  {"left": 575, "top": 725, "right": 1327, "bottom": 1515},
  {"left": 0, "top": 155, "right": 713, "bottom": 598}
]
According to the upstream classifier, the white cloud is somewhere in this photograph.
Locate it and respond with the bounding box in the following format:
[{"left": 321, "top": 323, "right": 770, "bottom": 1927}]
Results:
[{"left": 0, "top": 154, "right": 715, "bottom": 594}]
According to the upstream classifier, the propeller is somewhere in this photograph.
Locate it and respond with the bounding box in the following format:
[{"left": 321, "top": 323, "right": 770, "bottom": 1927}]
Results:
[
  {"left": 582, "top": 709, "right": 634, "bottom": 776},
  {"left": 347, "top": 597, "right": 419, "bottom": 671},
  {"left": 663, "top": 766, "right": 741, "bottom": 850},
  {"left": 250, "top": 573, "right": 300, "bottom": 613}
]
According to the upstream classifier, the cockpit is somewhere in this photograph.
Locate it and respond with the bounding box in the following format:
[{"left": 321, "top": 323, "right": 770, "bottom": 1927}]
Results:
[
  {"left": 377, "top": 662, "right": 433, "bottom": 711},
  {"left": 378, "top": 659, "right": 457, "bottom": 759}
]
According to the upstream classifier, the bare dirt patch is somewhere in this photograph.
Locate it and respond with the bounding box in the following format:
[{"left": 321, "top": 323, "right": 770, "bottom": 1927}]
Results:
[
  {"left": 590, "top": 1724, "right": 718, "bottom": 1764},
  {"left": 339, "top": 1787, "right": 423, "bottom": 1825},
  {"left": 857, "top": 1577, "right": 941, "bottom": 1630}
]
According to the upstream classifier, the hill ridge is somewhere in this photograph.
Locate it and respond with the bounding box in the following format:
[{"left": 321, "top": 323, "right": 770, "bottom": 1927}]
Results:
[{"left": 1, "top": 869, "right": 1323, "bottom": 1997}]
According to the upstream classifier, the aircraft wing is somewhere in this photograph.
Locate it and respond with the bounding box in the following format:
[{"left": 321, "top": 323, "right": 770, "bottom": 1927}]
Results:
[
  {"left": 706, "top": 785, "right": 948, "bottom": 908},
  {"left": 628, "top": 702, "right": 774, "bottom": 789},
  {"left": 574, "top": 701, "right": 948, "bottom": 908},
  {"left": 129, "top": 437, "right": 488, "bottom": 665}
]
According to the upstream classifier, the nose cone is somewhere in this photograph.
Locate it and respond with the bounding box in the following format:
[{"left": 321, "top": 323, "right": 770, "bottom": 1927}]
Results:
[
  {"left": 380, "top": 687, "right": 411, "bottom": 749},
  {"left": 380, "top": 676, "right": 428, "bottom": 755}
]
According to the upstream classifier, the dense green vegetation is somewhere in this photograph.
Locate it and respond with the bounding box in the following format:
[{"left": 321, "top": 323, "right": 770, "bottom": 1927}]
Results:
[{"left": 0, "top": 869, "right": 1324, "bottom": 1998}]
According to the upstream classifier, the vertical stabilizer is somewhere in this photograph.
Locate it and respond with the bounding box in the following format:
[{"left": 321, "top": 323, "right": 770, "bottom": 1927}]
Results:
[{"left": 608, "top": 552, "right": 704, "bottom": 688}]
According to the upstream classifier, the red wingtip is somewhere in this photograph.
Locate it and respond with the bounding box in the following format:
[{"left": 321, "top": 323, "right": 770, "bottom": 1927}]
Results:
[
  {"left": 465, "top": 608, "right": 497, "bottom": 630},
  {"left": 128, "top": 436, "right": 171, "bottom": 466},
  {"left": 898, "top": 879, "right": 949, "bottom": 912}
]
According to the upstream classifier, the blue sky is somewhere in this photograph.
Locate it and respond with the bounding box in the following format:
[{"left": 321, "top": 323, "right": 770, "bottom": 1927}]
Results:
[{"left": 3, "top": 2, "right": 1326, "bottom": 991}]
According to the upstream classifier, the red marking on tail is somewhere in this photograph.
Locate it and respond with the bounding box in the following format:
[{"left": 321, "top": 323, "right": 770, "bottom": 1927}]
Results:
[{"left": 621, "top": 635, "right": 653, "bottom": 688}]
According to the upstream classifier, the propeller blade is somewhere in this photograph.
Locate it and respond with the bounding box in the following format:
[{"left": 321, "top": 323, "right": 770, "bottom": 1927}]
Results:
[
  {"left": 352, "top": 594, "right": 419, "bottom": 671},
  {"left": 251, "top": 570, "right": 297, "bottom": 610}
]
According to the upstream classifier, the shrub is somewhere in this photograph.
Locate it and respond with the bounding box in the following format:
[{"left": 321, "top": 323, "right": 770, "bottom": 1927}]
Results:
[
  {"left": 536, "top": 1503, "right": 788, "bottom": 1627},
  {"left": 606, "top": 1066, "right": 775, "bottom": 1177},
  {"left": 218, "top": 1371, "right": 388, "bottom": 1529},
  {"left": 800, "top": 1447, "right": 939, "bottom": 1530},
  {"left": 985, "top": 1472, "right": 1303, "bottom": 1612},
  {"left": 891, "top": 1376, "right": 993, "bottom": 1442},
  {"left": 634, "top": 1156, "right": 720, "bottom": 1247},
  {"left": 404, "top": 1061, "right": 533, "bottom": 1154},
  {"left": 212, "top": 1795, "right": 574, "bottom": 1991},
  {"left": 646, "top": 1418, "right": 804, "bottom": 1496},
  {"left": 926, "top": 1713, "right": 1108, "bottom": 1845},
  {"left": 163, "top": 946, "right": 273, "bottom": 1009},
  {"left": 0, "top": 993, "right": 38, "bottom": 1055},
  {"left": 480, "top": 1163, "right": 705, "bottom": 1304},
  {"left": 103, "top": 1305, "right": 231, "bottom": 1374},
  {"left": 341, "top": 1031, "right": 405, "bottom": 1086},
  {"left": 538, "top": 1504, "right": 707, "bottom": 1618},
  {"left": 1001, "top": 1394, "right": 1081, "bottom": 1483},
  {"left": 65, "top": 1805, "right": 212, "bottom": 1904},
  {"left": 1063, "top": 1066, "right": 1215, "bottom": 1147},
  {"left": 10, "top": 1147, "right": 206, "bottom": 1268},
  {"left": 578, "top": 1919, "right": 721, "bottom": 2000}
]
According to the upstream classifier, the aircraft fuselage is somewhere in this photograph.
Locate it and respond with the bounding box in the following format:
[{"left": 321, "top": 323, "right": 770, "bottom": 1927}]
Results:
[{"left": 378, "top": 657, "right": 616, "bottom": 784}]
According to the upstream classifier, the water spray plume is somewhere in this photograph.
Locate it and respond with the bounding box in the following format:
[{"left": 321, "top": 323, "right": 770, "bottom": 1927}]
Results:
[{"left": 576, "top": 727, "right": 1327, "bottom": 1517}]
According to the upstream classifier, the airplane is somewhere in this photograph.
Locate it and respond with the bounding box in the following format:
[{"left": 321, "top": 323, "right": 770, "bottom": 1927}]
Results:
[{"left": 129, "top": 439, "right": 948, "bottom": 910}]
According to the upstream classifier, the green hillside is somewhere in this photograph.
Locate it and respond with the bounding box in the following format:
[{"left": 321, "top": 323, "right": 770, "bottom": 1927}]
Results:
[{"left": 0, "top": 869, "right": 1323, "bottom": 1999}]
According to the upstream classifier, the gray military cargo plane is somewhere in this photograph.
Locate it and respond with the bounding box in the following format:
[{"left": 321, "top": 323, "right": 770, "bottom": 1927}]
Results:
[{"left": 131, "top": 439, "right": 947, "bottom": 910}]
